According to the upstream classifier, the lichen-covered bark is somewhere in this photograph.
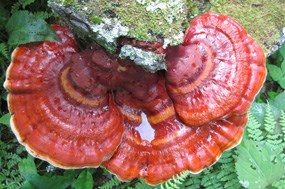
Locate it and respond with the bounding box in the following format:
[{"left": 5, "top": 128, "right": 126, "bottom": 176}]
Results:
[
  {"left": 48, "top": 0, "right": 284, "bottom": 71},
  {"left": 49, "top": 0, "right": 189, "bottom": 48},
  {"left": 48, "top": 0, "right": 192, "bottom": 72}
]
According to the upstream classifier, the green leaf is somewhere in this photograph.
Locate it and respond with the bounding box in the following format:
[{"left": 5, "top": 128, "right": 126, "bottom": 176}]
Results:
[
  {"left": 19, "top": 157, "right": 73, "bottom": 189},
  {"left": 0, "top": 113, "right": 11, "bottom": 127},
  {"left": 236, "top": 139, "right": 284, "bottom": 189},
  {"left": 21, "top": 182, "right": 37, "bottom": 189},
  {"left": 280, "top": 59, "right": 285, "bottom": 72},
  {"left": 270, "top": 92, "right": 285, "bottom": 110},
  {"left": 278, "top": 77, "right": 285, "bottom": 89},
  {"left": 74, "top": 170, "right": 93, "bottom": 189},
  {"left": 267, "top": 91, "right": 280, "bottom": 100},
  {"left": 20, "top": 174, "right": 72, "bottom": 189},
  {"left": 278, "top": 43, "right": 285, "bottom": 58},
  {"left": 5, "top": 11, "right": 58, "bottom": 47},
  {"left": 19, "top": 156, "right": 37, "bottom": 177},
  {"left": 267, "top": 64, "right": 283, "bottom": 81}
]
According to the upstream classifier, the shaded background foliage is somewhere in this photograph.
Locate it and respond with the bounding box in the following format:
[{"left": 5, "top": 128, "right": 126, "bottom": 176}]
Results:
[{"left": 0, "top": 0, "right": 285, "bottom": 189}]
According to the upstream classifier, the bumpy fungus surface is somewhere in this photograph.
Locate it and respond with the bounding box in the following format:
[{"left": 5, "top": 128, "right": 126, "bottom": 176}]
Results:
[{"left": 4, "top": 12, "right": 266, "bottom": 185}]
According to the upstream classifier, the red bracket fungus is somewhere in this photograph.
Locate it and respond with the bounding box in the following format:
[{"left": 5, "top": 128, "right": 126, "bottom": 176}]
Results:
[{"left": 4, "top": 12, "right": 266, "bottom": 185}]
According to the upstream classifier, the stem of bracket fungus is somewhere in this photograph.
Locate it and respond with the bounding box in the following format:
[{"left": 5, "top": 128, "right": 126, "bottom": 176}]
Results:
[{"left": 4, "top": 12, "right": 266, "bottom": 185}]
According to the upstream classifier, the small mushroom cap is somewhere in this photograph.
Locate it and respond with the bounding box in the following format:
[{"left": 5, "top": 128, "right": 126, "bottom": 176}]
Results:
[
  {"left": 166, "top": 12, "right": 266, "bottom": 126},
  {"left": 4, "top": 25, "right": 124, "bottom": 168}
]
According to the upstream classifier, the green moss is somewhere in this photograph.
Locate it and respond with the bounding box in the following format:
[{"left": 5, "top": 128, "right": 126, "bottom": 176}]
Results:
[
  {"left": 186, "top": 0, "right": 205, "bottom": 16},
  {"left": 211, "top": 0, "right": 285, "bottom": 54},
  {"left": 115, "top": 1, "right": 159, "bottom": 41},
  {"left": 90, "top": 15, "right": 102, "bottom": 24},
  {"left": 112, "top": 0, "right": 188, "bottom": 44}
]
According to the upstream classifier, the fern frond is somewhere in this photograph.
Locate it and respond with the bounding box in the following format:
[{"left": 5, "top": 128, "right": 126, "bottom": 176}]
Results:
[
  {"left": 160, "top": 171, "right": 190, "bottom": 189},
  {"left": 264, "top": 104, "right": 276, "bottom": 134},
  {"left": 11, "top": 0, "right": 35, "bottom": 13},
  {"left": 272, "top": 177, "right": 285, "bottom": 189},
  {"left": 200, "top": 168, "right": 222, "bottom": 189},
  {"left": 128, "top": 179, "right": 153, "bottom": 189},
  {"left": 279, "top": 110, "right": 285, "bottom": 142},
  {"left": 0, "top": 43, "right": 9, "bottom": 60},
  {"left": 19, "top": 0, "right": 35, "bottom": 9},
  {"left": 11, "top": 2, "right": 21, "bottom": 14},
  {"left": 216, "top": 151, "right": 240, "bottom": 189},
  {"left": 98, "top": 176, "right": 122, "bottom": 189},
  {"left": 183, "top": 175, "right": 202, "bottom": 189},
  {"left": 246, "top": 111, "right": 264, "bottom": 142},
  {"left": 263, "top": 105, "right": 283, "bottom": 153},
  {"left": 278, "top": 111, "right": 285, "bottom": 164},
  {"left": 161, "top": 180, "right": 180, "bottom": 189}
]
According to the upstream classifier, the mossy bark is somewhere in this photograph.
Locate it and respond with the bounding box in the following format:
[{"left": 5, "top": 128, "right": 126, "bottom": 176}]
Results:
[
  {"left": 48, "top": 0, "right": 284, "bottom": 70},
  {"left": 212, "top": 0, "right": 285, "bottom": 55}
]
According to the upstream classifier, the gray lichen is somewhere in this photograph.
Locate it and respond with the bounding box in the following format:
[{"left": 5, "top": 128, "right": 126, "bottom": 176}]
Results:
[
  {"left": 271, "top": 27, "right": 285, "bottom": 54},
  {"left": 48, "top": 1, "right": 129, "bottom": 52},
  {"left": 89, "top": 17, "right": 129, "bottom": 44},
  {"left": 119, "top": 45, "right": 166, "bottom": 73}
]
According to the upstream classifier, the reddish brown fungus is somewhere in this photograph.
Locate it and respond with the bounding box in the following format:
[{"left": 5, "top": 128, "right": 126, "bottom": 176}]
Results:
[{"left": 4, "top": 13, "right": 266, "bottom": 185}]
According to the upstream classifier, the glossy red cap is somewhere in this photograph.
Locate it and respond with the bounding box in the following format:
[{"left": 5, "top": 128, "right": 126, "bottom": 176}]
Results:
[
  {"left": 4, "top": 25, "right": 124, "bottom": 168},
  {"left": 166, "top": 12, "right": 266, "bottom": 126}
]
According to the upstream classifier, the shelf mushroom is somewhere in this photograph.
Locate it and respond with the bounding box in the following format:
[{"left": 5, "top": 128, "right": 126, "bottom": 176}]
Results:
[
  {"left": 4, "top": 25, "right": 125, "bottom": 168},
  {"left": 4, "top": 12, "right": 266, "bottom": 185}
]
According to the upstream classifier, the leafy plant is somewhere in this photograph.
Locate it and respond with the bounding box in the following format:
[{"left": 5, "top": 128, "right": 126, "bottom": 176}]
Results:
[
  {"left": 0, "top": 111, "right": 25, "bottom": 189},
  {"left": 0, "top": 0, "right": 57, "bottom": 48},
  {"left": 236, "top": 140, "right": 284, "bottom": 188},
  {"left": 267, "top": 43, "right": 285, "bottom": 88},
  {"left": 73, "top": 170, "right": 93, "bottom": 189},
  {"left": 160, "top": 171, "right": 191, "bottom": 189},
  {"left": 235, "top": 104, "right": 285, "bottom": 188},
  {"left": 6, "top": 10, "right": 58, "bottom": 47},
  {"left": 0, "top": 113, "right": 10, "bottom": 127},
  {"left": 0, "top": 43, "right": 9, "bottom": 60},
  {"left": 19, "top": 156, "right": 72, "bottom": 189},
  {"left": 98, "top": 175, "right": 123, "bottom": 189},
  {"left": 18, "top": 156, "right": 96, "bottom": 189}
]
